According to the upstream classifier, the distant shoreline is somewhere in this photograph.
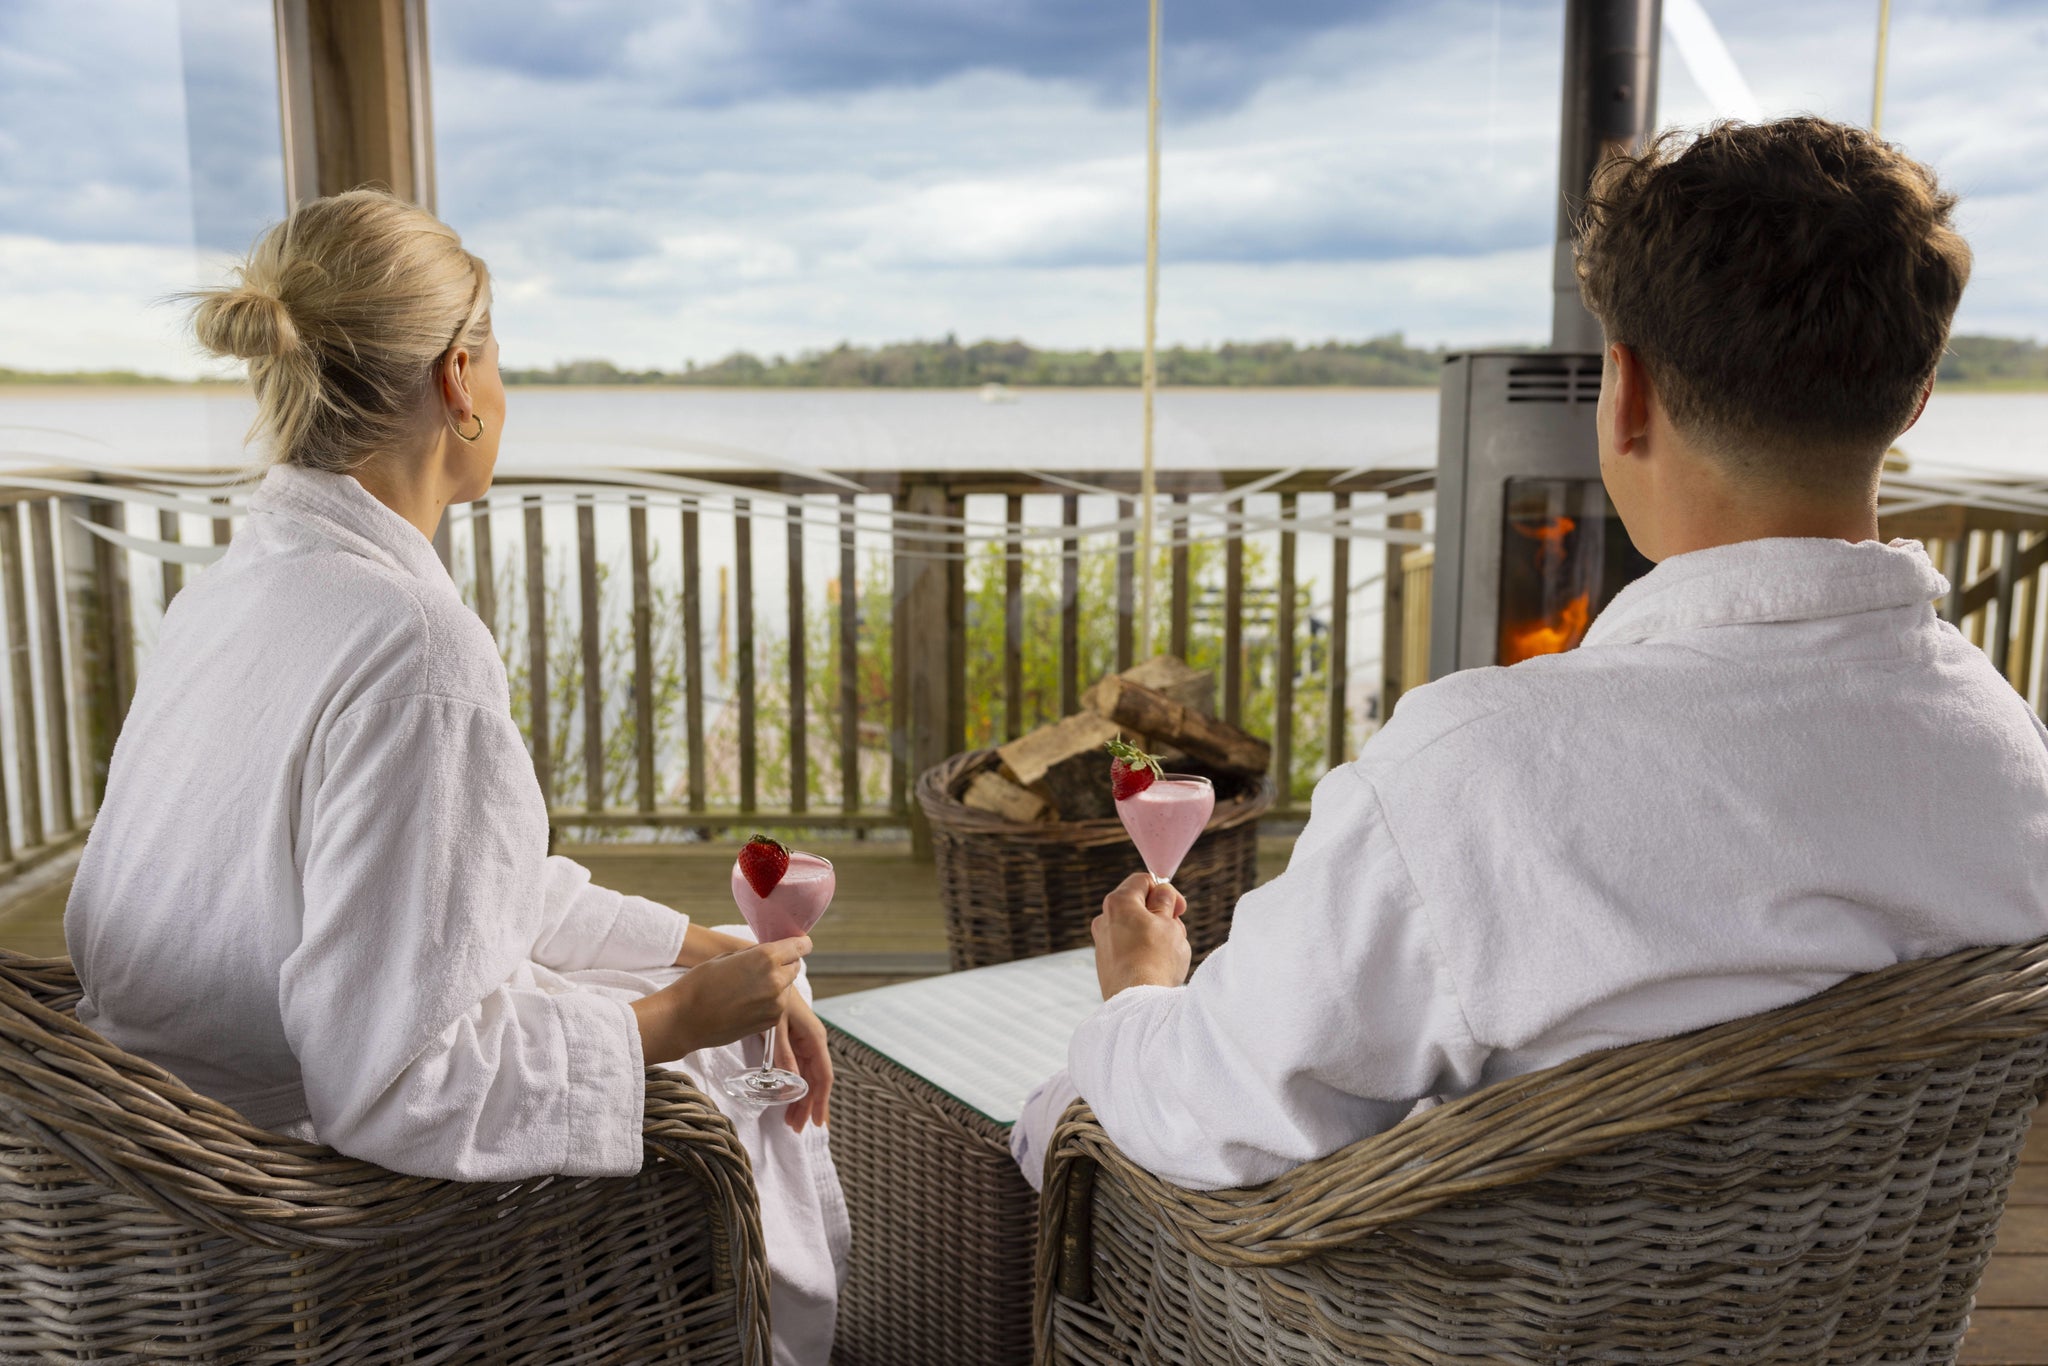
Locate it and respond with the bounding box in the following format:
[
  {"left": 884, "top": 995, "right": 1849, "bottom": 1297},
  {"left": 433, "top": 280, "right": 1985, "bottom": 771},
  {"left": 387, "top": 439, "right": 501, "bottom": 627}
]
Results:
[{"left": 3, "top": 380, "right": 2044, "bottom": 396}]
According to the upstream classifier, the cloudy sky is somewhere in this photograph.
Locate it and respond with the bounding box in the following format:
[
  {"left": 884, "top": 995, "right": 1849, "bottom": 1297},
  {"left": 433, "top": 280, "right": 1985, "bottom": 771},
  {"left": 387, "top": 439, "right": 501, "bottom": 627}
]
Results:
[{"left": 1, "top": 0, "right": 2043, "bottom": 376}]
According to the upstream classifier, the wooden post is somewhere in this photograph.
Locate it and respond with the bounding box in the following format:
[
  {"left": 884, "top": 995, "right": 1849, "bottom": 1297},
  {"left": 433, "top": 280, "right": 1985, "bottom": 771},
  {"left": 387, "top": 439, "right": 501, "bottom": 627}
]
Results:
[
  {"left": 899, "top": 480, "right": 953, "bottom": 858},
  {"left": 890, "top": 494, "right": 909, "bottom": 820},
  {"left": 1004, "top": 493, "right": 1024, "bottom": 740},
  {"left": 1941, "top": 531, "right": 1968, "bottom": 625},
  {"left": 27, "top": 501, "right": 73, "bottom": 833},
  {"left": 60, "top": 498, "right": 116, "bottom": 806},
  {"left": 787, "top": 498, "right": 808, "bottom": 814},
  {"left": 1275, "top": 492, "right": 1297, "bottom": 807},
  {"left": 1060, "top": 494, "right": 1081, "bottom": 716},
  {"left": 629, "top": 500, "right": 655, "bottom": 814},
  {"left": 1115, "top": 498, "right": 1135, "bottom": 672},
  {"left": 1327, "top": 493, "right": 1350, "bottom": 767},
  {"left": 735, "top": 498, "right": 756, "bottom": 814},
  {"left": 577, "top": 498, "right": 603, "bottom": 812},
  {"left": 1381, "top": 510, "right": 1422, "bottom": 717},
  {"left": 0, "top": 503, "right": 37, "bottom": 852},
  {"left": 1224, "top": 498, "right": 1244, "bottom": 727},
  {"left": 946, "top": 494, "right": 968, "bottom": 759},
  {"left": 1993, "top": 529, "right": 2019, "bottom": 676},
  {"left": 157, "top": 509, "right": 184, "bottom": 606},
  {"left": 839, "top": 495, "right": 860, "bottom": 814},
  {"left": 523, "top": 496, "right": 551, "bottom": 807},
  {"left": 682, "top": 504, "right": 706, "bottom": 814},
  {"left": 471, "top": 501, "right": 496, "bottom": 639},
  {"left": 1169, "top": 492, "right": 1190, "bottom": 661},
  {"left": 276, "top": 0, "right": 435, "bottom": 206}
]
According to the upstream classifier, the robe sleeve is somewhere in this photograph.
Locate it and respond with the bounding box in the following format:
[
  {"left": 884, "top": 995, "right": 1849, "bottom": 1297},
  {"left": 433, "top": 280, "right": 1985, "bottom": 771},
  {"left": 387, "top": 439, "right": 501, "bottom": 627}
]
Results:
[
  {"left": 1066, "top": 764, "right": 1486, "bottom": 1191},
  {"left": 529, "top": 856, "right": 690, "bottom": 974},
  {"left": 280, "top": 694, "right": 647, "bottom": 1181}
]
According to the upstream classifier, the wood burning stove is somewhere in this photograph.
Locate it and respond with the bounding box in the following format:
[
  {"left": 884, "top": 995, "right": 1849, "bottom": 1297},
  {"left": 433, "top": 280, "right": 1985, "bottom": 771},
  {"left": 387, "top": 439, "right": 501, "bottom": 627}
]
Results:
[
  {"left": 1430, "top": 352, "right": 1651, "bottom": 676},
  {"left": 1428, "top": 0, "right": 1661, "bottom": 680}
]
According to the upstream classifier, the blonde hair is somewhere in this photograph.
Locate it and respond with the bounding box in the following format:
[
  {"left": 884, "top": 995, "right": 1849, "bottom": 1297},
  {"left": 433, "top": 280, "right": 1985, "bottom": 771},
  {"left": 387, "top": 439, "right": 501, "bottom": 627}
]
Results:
[{"left": 186, "top": 189, "right": 492, "bottom": 473}]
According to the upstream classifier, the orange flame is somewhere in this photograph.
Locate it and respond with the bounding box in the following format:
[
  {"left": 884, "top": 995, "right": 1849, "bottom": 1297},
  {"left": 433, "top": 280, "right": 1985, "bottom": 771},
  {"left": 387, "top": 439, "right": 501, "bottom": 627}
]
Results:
[
  {"left": 1500, "top": 592, "right": 1590, "bottom": 664},
  {"left": 1511, "top": 514, "right": 1577, "bottom": 545}
]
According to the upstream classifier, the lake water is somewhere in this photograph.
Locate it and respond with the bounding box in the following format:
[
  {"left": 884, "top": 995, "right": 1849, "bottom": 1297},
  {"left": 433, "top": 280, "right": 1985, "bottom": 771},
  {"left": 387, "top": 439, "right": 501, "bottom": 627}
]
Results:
[{"left": 2, "top": 385, "right": 2042, "bottom": 479}]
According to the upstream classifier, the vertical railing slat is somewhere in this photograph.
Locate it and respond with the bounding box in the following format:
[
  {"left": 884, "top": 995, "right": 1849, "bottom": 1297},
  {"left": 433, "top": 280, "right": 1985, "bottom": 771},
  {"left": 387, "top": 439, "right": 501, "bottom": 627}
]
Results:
[
  {"left": 1004, "top": 493, "right": 1024, "bottom": 740},
  {"left": 788, "top": 498, "right": 809, "bottom": 814},
  {"left": 523, "top": 497, "right": 552, "bottom": 809},
  {"left": 0, "top": 503, "right": 34, "bottom": 853},
  {"left": 1382, "top": 509, "right": 1421, "bottom": 714},
  {"left": 1327, "top": 492, "right": 1350, "bottom": 768},
  {"left": 1169, "top": 492, "right": 1190, "bottom": 661},
  {"left": 1060, "top": 494, "right": 1081, "bottom": 714},
  {"left": 946, "top": 493, "right": 967, "bottom": 758},
  {"left": 1224, "top": 497, "right": 1244, "bottom": 726},
  {"left": 577, "top": 498, "right": 604, "bottom": 813},
  {"left": 839, "top": 495, "right": 859, "bottom": 815},
  {"left": 889, "top": 492, "right": 908, "bottom": 819},
  {"left": 735, "top": 497, "right": 757, "bottom": 814},
  {"left": 1992, "top": 529, "right": 2019, "bottom": 676},
  {"left": 27, "top": 501, "right": 73, "bottom": 833},
  {"left": 1115, "top": 498, "right": 1135, "bottom": 672},
  {"left": 157, "top": 509, "right": 184, "bottom": 606},
  {"left": 682, "top": 504, "right": 707, "bottom": 814},
  {"left": 1275, "top": 492, "right": 1297, "bottom": 808},
  {"left": 629, "top": 499, "right": 656, "bottom": 814},
  {"left": 472, "top": 501, "right": 497, "bottom": 640}
]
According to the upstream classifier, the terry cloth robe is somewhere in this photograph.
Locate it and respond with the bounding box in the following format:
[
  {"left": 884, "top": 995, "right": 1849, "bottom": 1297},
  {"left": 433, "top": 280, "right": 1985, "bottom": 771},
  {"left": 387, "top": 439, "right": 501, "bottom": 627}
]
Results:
[
  {"left": 66, "top": 464, "right": 848, "bottom": 1366},
  {"left": 1013, "top": 536, "right": 2048, "bottom": 1193}
]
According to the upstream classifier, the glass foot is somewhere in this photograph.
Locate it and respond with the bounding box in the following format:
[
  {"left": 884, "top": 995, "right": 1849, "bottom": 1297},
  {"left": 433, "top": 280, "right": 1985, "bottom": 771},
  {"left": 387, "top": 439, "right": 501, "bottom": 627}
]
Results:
[{"left": 722, "top": 1066, "right": 809, "bottom": 1108}]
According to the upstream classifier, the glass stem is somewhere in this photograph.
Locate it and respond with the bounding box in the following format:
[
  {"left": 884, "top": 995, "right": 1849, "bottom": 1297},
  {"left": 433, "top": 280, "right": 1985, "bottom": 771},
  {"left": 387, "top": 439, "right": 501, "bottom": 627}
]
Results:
[{"left": 760, "top": 1023, "right": 779, "bottom": 1073}]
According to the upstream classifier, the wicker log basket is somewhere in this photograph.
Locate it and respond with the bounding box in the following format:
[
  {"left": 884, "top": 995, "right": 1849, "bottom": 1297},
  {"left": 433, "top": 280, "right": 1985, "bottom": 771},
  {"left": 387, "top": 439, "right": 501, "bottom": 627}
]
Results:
[
  {"left": 1035, "top": 935, "right": 2048, "bottom": 1365},
  {"left": 919, "top": 749, "right": 1276, "bottom": 971},
  {"left": 0, "top": 951, "right": 771, "bottom": 1365}
]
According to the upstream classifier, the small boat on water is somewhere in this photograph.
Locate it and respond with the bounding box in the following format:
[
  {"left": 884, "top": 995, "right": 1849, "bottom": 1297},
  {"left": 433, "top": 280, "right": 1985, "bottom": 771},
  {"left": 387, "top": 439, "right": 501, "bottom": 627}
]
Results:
[{"left": 978, "top": 382, "right": 1019, "bottom": 405}]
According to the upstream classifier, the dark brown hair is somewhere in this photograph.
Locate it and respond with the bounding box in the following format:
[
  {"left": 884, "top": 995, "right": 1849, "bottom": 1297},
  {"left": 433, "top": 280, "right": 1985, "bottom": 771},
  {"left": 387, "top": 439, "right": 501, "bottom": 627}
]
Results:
[{"left": 1576, "top": 117, "right": 1970, "bottom": 490}]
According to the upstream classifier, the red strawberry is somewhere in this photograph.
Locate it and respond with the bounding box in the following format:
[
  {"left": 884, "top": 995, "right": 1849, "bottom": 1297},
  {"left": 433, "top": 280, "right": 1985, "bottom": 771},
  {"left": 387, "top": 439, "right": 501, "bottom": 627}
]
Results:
[
  {"left": 1105, "top": 737, "right": 1163, "bottom": 801},
  {"left": 737, "top": 834, "right": 791, "bottom": 898}
]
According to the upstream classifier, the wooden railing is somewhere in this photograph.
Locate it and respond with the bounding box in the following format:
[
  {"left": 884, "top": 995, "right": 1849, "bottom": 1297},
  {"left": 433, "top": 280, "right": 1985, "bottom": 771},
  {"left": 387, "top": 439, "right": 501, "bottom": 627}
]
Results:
[{"left": 2, "top": 465, "right": 2042, "bottom": 887}]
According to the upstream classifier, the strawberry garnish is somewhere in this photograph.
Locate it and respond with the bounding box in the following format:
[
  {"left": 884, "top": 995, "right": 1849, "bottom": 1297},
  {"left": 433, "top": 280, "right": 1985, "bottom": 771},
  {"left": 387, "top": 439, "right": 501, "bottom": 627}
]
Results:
[
  {"left": 737, "top": 834, "right": 791, "bottom": 898},
  {"left": 1105, "top": 737, "right": 1163, "bottom": 801}
]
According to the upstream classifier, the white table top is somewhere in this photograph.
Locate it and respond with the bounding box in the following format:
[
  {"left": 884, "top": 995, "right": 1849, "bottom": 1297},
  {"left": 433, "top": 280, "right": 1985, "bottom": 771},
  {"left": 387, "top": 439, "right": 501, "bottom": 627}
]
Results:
[{"left": 813, "top": 949, "right": 1103, "bottom": 1127}]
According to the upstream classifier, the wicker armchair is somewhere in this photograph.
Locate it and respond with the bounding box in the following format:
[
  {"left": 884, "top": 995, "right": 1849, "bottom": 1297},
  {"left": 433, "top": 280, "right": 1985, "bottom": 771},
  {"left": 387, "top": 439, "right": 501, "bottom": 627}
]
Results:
[
  {"left": 0, "top": 951, "right": 771, "bottom": 1364},
  {"left": 1037, "top": 936, "right": 2048, "bottom": 1365}
]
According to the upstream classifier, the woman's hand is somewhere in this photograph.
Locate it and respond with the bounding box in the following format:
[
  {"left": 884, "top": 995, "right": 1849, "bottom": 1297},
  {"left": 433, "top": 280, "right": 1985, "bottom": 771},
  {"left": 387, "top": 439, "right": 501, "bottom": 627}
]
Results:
[
  {"left": 772, "top": 990, "right": 834, "bottom": 1132},
  {"left": 633, "top": 936, "right": 810, "bottom": 1062},
  {"left": 1092, "top": 872, "right": 1191, "bottom": 999}
]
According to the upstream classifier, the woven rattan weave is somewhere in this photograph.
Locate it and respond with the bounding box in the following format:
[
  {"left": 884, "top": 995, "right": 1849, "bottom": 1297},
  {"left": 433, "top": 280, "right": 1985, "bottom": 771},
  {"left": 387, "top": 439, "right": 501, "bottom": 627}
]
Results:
[
  {"left": 919, "top": 749, "right": 1275, "bottom": 971},
  {"left": 1037, "top": 936, "right": 2048, "bottom": 1365},
  {"left": 0, "top": 951, "right": 772, "bottom": 1364},
  {"left": 825, "top": 1026, "right": 1039, "bottom": 1366}
]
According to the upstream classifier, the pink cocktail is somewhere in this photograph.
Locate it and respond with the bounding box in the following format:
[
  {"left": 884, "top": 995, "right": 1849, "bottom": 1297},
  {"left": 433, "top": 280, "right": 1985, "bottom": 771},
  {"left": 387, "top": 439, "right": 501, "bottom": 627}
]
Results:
[
  {"left": 1116, "top": 775, "right": 1215, "bottom": 885},
  {"left": 730, "top": 852, "right": 835, "bottom": 943},
  {"left": 721, "top": 849, "right": 834, "bottom": 1108}
]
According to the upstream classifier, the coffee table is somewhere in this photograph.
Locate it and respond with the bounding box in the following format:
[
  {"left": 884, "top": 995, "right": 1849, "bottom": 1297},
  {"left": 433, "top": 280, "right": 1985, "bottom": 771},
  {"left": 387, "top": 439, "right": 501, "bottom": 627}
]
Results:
[{"left": 815, "top": 948, "right": 1102, "bottom": 1366}]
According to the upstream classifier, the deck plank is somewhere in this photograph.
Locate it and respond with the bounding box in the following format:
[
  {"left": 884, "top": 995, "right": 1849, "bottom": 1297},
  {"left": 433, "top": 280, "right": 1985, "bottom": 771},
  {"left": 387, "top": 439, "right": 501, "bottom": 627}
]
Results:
[{"left": 1960, "top": 1310, "right": 2048, "bottom": 1365}]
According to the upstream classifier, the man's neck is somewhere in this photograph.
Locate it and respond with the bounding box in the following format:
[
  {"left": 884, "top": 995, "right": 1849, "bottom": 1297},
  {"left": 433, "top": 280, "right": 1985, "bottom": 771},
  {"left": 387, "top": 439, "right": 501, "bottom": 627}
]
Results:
[{"left": 1641, "top": 451, "right": 1880, "bottom": 560}]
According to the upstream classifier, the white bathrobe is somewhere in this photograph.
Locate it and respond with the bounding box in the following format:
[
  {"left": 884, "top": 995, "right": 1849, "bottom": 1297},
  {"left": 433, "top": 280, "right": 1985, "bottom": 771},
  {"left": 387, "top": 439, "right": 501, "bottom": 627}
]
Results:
[
  {"left": 66, "top": 464, "right": 847, "bottom": 1365},
  {"left": 1014, "top": 536, "right": 2048, "bottom": 1193}
]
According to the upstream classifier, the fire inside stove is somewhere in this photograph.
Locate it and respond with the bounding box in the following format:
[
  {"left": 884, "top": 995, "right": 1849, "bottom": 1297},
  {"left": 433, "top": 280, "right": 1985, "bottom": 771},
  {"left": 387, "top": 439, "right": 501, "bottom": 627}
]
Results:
[{"left": 1496, "top": 479, "right": 1652, "bottom": 666}]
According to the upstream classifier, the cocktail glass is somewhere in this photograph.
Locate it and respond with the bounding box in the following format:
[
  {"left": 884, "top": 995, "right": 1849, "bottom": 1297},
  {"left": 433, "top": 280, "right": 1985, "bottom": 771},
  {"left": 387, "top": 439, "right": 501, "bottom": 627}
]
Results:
[
  {"left": 1115, "top": 774, "right": 1215, "bottom": 886},
  {"left": 720, "top": 851, "right": 834, "bottom": 1107}
]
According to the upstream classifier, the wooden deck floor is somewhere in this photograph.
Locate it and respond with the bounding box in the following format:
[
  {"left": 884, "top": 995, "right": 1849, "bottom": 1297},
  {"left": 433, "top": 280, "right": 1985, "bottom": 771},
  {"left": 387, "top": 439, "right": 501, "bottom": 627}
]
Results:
[{"left": 0, "top": 838, "right": 2042, "bottom": 1359}]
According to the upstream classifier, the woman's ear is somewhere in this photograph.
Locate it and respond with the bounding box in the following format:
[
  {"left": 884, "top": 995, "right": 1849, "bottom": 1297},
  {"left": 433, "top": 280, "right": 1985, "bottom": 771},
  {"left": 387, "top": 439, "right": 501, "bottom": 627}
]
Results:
[{"left": 440, "top": 345, "right": 475, "bottom": 420}]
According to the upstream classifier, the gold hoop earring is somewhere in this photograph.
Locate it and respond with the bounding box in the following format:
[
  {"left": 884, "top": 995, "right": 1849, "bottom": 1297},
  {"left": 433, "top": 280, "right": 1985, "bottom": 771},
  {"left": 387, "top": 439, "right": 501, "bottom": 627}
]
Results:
[{"left": 453, "top": 413, "right": 485, "bottom": 444}]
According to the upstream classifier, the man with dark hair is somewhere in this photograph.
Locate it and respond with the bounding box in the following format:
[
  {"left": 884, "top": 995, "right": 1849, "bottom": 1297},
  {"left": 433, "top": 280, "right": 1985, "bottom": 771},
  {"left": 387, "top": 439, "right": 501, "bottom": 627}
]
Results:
[{"left": 1013, "top": 117, "right": 2048, "bottom": 1193}]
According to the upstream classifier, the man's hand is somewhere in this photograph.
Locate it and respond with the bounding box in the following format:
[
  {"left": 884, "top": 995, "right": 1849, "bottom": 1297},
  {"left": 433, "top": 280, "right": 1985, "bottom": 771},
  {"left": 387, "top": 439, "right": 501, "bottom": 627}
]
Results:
[
  {"left": 1093, "top": 872, "right": 1191, "bottom": 999},
  {"left": 772, "top": 990, "right": 834, "bottom": 1132}
]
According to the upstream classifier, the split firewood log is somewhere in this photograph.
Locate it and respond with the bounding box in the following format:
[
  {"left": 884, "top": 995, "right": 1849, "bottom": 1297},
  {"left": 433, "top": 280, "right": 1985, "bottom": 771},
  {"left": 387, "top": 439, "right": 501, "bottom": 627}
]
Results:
[
  {"left": 1086, "top": 654, "right": 1215, "bottom": 718},
  {"left": 1089, "top": 676, "right": 1270, "bottom": 777},
  {"left": 996, "top": 711, "right": 1131, "bottom": 821},
  {"left": 960, "top": 769, "right": 1052, "bottom": 824}
]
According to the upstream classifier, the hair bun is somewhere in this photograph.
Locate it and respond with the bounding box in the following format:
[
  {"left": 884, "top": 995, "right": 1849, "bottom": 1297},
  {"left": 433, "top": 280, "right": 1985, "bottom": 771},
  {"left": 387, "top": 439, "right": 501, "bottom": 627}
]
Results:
[{"left": 191, "top": 284, "right": 302, "bottom": 362}]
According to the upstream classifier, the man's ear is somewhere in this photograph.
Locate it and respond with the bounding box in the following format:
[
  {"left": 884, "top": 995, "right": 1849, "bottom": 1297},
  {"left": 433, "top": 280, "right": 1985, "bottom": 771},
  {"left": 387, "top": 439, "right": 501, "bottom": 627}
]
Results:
[
  {"left": 1901, "top": 378, "right": 1934, "bottom": 434},
  {"left": 1607, "top": 342, "right": 1654, "bottom": 458}
]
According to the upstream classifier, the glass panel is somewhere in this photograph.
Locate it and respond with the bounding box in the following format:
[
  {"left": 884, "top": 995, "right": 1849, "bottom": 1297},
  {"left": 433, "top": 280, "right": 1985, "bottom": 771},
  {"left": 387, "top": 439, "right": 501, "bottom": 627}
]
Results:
[{"left": 1497, "top": 477, "right": 1651, "bottom": 666}]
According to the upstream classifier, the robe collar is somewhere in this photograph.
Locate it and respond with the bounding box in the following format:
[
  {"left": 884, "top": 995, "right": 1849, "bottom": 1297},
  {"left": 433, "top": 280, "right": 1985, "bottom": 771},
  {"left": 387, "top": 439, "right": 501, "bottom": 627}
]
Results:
[
  {"left": 1582, "top": 537, "right": 1950, "bottom": 648},
  {"left": 245, "top": 463, "right": 453, "bottom": 590}
]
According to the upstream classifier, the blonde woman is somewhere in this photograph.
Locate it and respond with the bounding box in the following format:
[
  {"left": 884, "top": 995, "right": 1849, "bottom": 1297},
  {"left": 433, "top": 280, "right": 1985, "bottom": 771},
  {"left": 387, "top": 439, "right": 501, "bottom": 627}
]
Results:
[{"left": 63, "top": 189, "right": 848, "bottom": 1364}]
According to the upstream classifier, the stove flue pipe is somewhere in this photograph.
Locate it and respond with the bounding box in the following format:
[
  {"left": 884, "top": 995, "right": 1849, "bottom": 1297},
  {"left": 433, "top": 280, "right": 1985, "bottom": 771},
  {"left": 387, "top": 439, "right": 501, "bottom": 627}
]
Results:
[{"left": 1551, "top": 0, "right": 1662, "bottom": 354}]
